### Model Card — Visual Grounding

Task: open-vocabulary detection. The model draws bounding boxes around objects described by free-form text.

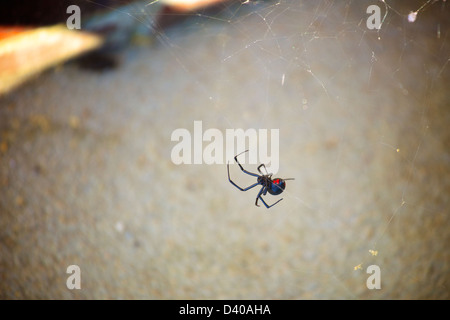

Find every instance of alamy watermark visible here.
[171,121,280,174]
[366,4,382,30]
[66,5,81,30]
[66,264,81,290]
[366,264,381,290]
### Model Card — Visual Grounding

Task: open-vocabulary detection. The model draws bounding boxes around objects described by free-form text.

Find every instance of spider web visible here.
[1,0,448,299]
[128,0,449,298]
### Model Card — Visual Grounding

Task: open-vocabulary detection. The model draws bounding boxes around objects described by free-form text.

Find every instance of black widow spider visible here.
[227,150,294,208]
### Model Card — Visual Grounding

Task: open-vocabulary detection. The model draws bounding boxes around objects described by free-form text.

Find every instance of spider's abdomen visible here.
[268,178,286,195]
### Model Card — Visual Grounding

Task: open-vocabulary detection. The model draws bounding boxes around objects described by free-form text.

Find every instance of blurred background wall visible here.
[0,0,448,299]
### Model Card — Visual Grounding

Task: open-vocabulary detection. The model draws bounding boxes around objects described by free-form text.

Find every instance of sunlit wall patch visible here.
[171,120,280,174]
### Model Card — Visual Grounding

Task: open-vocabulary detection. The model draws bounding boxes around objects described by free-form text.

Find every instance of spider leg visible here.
[254,186,266,207]
[227,162,260,191]
[257,164,271,176]
[233,150,260,178]
[259,196,284,209]
[255,186,283,208]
